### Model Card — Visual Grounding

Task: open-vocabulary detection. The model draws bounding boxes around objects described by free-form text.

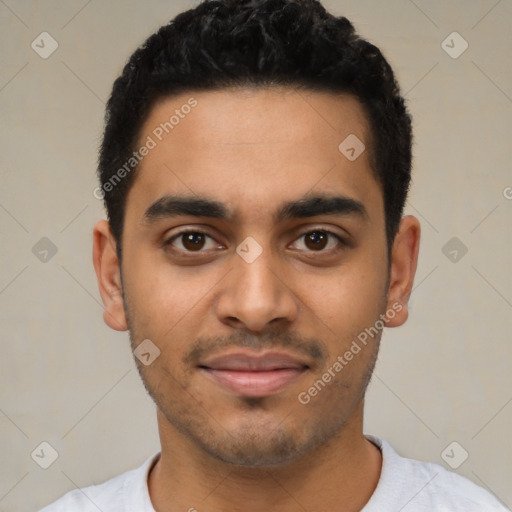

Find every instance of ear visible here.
[92,219,128,331]
[384,215,421,327]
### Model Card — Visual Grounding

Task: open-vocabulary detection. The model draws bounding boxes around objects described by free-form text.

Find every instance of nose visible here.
[214,246,299,333]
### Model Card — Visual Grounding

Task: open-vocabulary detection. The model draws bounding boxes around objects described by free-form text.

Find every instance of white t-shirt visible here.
[39,436,509,511]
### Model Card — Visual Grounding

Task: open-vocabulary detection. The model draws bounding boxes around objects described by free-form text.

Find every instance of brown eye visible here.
[182,232,206,251]
[165,231,218,252]
[290,229,345,252]
[304,231,328,251]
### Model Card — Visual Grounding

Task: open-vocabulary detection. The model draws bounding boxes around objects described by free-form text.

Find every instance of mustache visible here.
[183,329,328,368]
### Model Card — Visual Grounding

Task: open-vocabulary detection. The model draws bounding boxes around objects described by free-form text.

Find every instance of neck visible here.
[148,403,382,512]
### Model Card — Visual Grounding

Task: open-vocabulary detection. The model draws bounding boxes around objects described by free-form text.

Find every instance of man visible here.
[40,0,508,510]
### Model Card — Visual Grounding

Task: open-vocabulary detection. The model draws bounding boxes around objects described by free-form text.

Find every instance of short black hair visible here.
[98,0,413,264]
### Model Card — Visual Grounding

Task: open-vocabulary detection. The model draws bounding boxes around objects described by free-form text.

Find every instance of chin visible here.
[200,428,304,467]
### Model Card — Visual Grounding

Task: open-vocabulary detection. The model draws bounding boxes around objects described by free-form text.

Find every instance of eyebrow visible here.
[142,192,369,225]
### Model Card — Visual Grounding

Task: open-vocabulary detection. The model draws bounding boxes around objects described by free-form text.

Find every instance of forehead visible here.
[125,86,382,228]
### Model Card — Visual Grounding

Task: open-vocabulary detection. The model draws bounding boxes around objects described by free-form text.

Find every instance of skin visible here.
[93,86,420,511]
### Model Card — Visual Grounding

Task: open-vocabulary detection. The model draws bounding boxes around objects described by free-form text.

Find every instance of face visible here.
[94,86,417,467]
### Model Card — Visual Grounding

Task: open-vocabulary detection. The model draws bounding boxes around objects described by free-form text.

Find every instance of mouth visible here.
[198,351,310,397]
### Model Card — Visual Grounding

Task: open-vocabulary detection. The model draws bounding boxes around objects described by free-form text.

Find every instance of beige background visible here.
[1,1,511,511]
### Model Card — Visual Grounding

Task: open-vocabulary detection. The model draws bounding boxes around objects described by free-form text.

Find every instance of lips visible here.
[198,351,310,397]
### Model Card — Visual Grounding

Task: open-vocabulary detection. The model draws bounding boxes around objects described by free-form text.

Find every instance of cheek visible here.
[124,246,191,308]
[122,253,221,345]
[304,261,386,336]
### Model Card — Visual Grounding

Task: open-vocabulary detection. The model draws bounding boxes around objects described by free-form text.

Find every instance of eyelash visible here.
[163,229,348,254]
